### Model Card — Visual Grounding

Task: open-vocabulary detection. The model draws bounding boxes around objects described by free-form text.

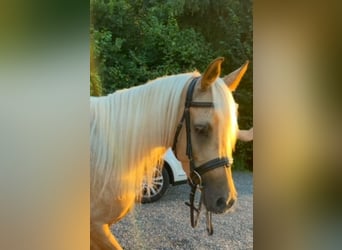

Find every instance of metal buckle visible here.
[189,170,202,188]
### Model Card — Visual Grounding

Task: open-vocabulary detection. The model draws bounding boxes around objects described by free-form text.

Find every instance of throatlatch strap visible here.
[184,185,201,228]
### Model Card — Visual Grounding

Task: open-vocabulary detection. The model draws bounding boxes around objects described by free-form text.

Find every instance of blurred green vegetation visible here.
[90,0,253,171]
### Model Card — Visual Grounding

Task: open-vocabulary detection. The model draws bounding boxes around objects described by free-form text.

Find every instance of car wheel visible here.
[141,166,170,203]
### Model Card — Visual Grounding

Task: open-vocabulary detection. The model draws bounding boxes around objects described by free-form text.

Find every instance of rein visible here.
[172,77,230,235]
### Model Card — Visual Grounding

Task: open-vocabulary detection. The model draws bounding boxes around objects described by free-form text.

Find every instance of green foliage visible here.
[91,0,214,93]
[90,0,253,170]
[90,41,103,96]
[234,140,253,171]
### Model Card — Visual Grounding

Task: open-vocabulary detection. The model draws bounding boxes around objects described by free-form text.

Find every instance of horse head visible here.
[174,58,249,215]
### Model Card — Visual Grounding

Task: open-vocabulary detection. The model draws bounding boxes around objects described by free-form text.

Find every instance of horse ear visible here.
[201,57,224,90]
[223,60,249,92]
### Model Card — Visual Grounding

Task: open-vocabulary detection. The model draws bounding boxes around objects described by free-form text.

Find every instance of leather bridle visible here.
[172,77,231,235]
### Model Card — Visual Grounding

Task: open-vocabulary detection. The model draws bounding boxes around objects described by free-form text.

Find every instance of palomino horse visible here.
[90,57,249,249]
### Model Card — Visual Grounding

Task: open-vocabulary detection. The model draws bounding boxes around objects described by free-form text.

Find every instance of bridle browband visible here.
[172,77,231,235]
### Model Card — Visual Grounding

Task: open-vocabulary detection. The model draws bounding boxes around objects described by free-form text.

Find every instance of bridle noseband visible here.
[172,77,231,235]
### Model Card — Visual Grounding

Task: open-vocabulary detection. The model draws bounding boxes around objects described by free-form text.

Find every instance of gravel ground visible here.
[112,171,253,250]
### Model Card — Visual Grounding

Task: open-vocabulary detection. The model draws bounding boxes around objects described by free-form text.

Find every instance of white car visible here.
[141,148,187,203]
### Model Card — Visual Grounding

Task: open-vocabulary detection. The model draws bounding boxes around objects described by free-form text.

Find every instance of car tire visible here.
[141,166,170,203]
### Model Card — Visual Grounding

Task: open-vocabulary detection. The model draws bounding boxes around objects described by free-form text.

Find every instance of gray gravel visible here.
[112,171,253,250]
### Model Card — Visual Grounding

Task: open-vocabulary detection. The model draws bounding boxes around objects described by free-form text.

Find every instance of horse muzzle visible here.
[203,193,236,214]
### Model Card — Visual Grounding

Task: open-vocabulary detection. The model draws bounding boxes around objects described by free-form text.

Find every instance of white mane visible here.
[90,73,198,200]
[212,79,239,160]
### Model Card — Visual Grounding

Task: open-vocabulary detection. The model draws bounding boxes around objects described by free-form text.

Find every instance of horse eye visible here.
[194,124,210,136]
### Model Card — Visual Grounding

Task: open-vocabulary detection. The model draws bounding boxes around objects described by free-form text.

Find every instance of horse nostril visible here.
[216,197,226,209]
[227,198,235,209]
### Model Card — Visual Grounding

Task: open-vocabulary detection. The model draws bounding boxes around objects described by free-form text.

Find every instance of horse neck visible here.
[90,74,195,199]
